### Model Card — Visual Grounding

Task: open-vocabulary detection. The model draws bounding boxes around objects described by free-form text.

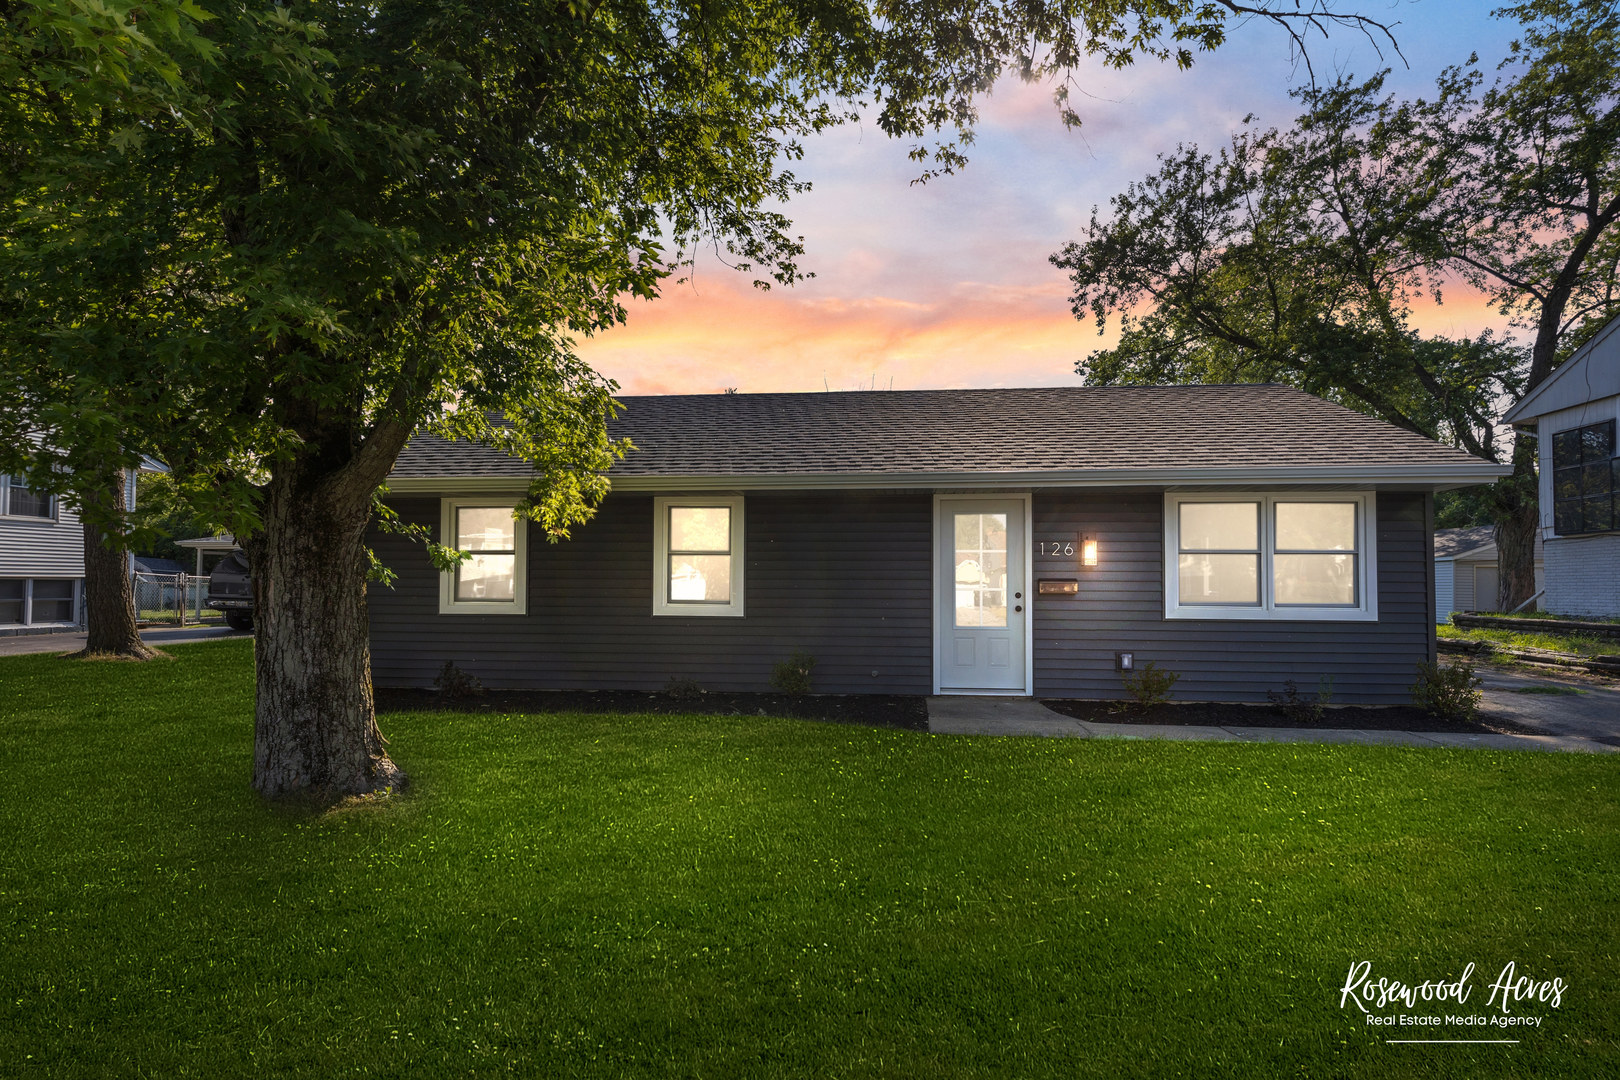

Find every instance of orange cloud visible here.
[576,274,1113,394]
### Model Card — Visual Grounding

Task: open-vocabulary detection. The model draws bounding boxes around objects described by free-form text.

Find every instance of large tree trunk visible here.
[243,471,403,800]
[78,470,156,659]
[1492,432,1541,613]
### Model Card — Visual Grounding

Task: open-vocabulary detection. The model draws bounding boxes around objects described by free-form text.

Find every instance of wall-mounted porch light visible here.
[1080,532,1099,568]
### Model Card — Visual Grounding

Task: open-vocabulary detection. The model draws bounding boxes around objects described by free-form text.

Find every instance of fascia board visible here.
[386,462,1512,493]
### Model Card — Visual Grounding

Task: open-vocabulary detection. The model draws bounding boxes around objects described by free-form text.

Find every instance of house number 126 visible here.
[1038,540,1075,557]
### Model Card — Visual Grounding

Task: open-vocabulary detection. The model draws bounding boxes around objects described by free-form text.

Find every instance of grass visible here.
[1479,610,1620,627]
[1504,685,1588,696]
[1439,622,1620,657]
[3,639,1618,1078]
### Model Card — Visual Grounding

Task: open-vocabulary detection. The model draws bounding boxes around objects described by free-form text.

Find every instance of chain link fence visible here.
[132,572,223,626]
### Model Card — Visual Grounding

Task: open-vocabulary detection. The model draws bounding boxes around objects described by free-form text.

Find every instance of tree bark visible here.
[1492,432,1541,613]
[78,470,156,659]
[242,469,404,801]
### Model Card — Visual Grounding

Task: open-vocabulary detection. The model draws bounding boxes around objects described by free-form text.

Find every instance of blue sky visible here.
[578,0,1523,395]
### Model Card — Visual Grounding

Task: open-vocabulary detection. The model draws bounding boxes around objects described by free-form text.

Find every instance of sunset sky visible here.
[577,0,1522,396]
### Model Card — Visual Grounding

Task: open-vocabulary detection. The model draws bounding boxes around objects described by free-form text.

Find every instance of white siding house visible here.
[0,474,87,633]
[1502,313,1620,618]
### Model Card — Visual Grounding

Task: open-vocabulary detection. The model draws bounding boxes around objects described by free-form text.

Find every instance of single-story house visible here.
[1433,525,1545,622]
[1502,313,1620,618]
[372,384,1508,704]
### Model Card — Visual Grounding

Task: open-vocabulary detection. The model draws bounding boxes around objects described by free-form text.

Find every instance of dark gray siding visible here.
[1030,490,1434,705]
[371,487,1435,705]
[368,492,934,693]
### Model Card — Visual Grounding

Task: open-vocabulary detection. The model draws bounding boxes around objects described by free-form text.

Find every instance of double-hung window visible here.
[1165,493,1376,621]
[439,500,527,614]
[653,495,744,616]
[1,475,55,519]
[1551,420,1617,535]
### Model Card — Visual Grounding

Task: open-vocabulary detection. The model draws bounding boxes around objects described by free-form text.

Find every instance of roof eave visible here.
[386,462,1511,493]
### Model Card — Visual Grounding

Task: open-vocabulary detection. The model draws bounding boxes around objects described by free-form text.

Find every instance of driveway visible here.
[1479,667,1620,745]
[0,625,249,657]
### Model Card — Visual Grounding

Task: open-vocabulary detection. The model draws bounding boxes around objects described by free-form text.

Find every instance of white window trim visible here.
[438,499,528,615]
[1164,491,1378,622]
[653,494,745,617]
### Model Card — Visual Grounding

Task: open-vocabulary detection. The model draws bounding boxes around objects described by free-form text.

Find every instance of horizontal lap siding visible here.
[368,492,933,693]
[1030,490,1433,705]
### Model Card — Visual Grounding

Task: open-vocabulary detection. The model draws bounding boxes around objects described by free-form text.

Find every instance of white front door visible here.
[937,497,1028,693]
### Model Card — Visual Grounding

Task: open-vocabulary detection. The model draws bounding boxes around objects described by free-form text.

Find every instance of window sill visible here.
[1165,606,1377,622]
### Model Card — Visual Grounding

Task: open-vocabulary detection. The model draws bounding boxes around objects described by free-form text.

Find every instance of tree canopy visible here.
[0,0,1396,796]
[1053,0,1620,607]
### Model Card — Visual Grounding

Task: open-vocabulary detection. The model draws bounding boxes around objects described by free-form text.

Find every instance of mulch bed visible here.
[375,687,930,732]
[1040,699,1537,736]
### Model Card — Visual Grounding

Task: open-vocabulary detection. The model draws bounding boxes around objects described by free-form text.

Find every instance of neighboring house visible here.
[1432,525,1545,623]
[1502,313,1620,618]
[371,384,1506,705]
[0,472,101,635]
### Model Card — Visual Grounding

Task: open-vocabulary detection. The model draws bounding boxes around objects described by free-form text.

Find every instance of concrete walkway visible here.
[926,693,1617,754]
[0,625,248,656]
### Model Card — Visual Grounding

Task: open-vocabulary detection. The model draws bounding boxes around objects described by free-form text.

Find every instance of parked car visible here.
[206,550,254,631]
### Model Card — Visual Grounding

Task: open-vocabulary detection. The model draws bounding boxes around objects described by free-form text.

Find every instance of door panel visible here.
[939,499,1027,691]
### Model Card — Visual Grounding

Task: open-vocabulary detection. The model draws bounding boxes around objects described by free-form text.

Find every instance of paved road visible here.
[0,625,249,656]
[1478,668,1620,744]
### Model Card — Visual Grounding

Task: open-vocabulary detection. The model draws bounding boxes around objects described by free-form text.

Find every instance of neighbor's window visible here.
[1551,419,1617,536]
[1166,493,1375,621]
[438,500,527,614]
[0,580,24,624]
[653,495,744,616]
[1,475,55,519]
[29,579,75,623]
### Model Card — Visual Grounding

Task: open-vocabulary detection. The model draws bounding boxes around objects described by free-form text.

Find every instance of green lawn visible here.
[1439,622,1620,657]
[3,639,1617,1078]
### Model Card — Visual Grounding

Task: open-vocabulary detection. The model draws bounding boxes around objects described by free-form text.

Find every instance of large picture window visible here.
[1165,493,1376,621]
[438,500,528,614]
[653,495,744,616]
[1551,419,1617,536]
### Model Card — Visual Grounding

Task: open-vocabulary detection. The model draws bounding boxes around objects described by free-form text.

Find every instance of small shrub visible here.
[1114,661,1180,715]
[434,660,484,701]
[663,675,705,701]
[1411,659,1483,721]
[770,651,817,695]
[1267,677,1334,725]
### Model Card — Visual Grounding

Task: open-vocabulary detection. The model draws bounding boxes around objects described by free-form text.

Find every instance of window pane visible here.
[1582,495,1614,533]
[953,514,979,550]
[1275,554,1357,605]
[980,590,1008,627]
[456,554,515,601]
[1554,467,1582,502]
[1553,430,1582,469]
[670,506,730,552]
[1275,502,1356,551]
[7,482,52,518]
[1581,421,1614,462]
[982,513,1007,551]
[1180,503,1258,550]
[1178,553,1259,604]
[669,554,731,602]
[1582,461,1611,497]
[456,507,515,552]
[1554,499,1583,536]
[30,579,75,622]
[0,579,22,624]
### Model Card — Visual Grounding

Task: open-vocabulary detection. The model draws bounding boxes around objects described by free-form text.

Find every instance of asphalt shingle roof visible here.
[390,384,1496,480]
[1433,525,1497,559]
